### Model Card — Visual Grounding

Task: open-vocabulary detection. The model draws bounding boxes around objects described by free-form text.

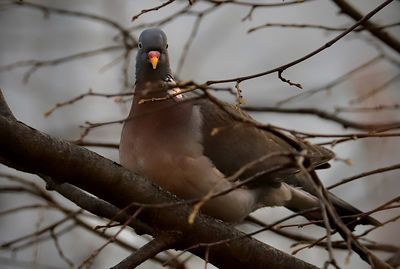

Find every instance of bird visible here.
[119,28,379,228]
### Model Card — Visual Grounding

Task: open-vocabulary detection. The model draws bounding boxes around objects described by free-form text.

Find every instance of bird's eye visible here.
[166,44,168,49]
[138,42,142,49]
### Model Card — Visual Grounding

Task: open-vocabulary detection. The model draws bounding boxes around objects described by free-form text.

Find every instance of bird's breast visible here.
[119,100,259,222]
[120,102,206,193]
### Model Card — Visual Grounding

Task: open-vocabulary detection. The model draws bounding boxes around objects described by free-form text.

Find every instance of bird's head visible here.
[135,28,171,83]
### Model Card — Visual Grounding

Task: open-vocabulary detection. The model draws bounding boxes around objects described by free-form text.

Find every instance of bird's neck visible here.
[134,80,169,100]
[135,58,171,84]
[135,70,168,83]
[131,81,185,117]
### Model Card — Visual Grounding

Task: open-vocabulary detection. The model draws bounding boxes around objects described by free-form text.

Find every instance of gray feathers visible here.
[120,28,379,227]
[135,28,171,84]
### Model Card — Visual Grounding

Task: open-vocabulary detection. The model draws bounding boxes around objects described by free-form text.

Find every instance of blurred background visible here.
[0,0,399,268]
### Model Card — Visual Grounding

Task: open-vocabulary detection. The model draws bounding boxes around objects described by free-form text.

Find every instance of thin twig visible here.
[317,133,400,146]
[248,22,400,33]
[77,208,143,269]
[49,229,75,268]
[328,163,400,190]
[0,211,81,249]
[205,0,314,8]
[0,45,124,83]
[132,0,176,21]
[176,12,203,75]
[243,105,400,131]
[204,0,394,87]
[110,233,179,269]
[44,89,133,117]
[277,54,383,106]
[335,104,400,113]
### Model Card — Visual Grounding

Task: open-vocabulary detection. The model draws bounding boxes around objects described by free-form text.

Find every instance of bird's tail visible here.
[285,180,381,230]
[283,184,384,265]
[283,172,382,265]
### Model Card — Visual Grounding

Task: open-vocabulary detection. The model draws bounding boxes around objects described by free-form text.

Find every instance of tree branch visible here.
[248,22,400,34]
[0,45,124,83]
[204,0,394,87]
[327,163,400,190]
[243,105,400,131]
[0,89,319,269]
[110,233,178,269]
[332,0,400,54]
[132,0,176,22]
[43,176,153,235]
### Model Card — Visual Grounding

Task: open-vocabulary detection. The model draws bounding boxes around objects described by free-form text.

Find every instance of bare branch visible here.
[0,204,51,217]
[0,90,319,269]
[277,55,383,106]
[332,0,400,54]
[1,0,398,267]
[44,89,133,117]
[77,208,143,269]
[0,211,80,249]
[204,0,394,87]
[317,133,400,147]
[72,140,119,149]
[0,45,124,83]
[176,10,207,75]
[248,22,400,33]
[10,0,130,34]
[243,105,400,131]
[49,229,75,268]
[127,4,192,31]
[111,233,178,269]
[0,256,64,269]
[132,0,176,22]
[78,118,125,141]
[335,104,400,113]
[306,171,391,268]
[43,176,153,235]
[327,163,400,190]
[205,0,315,8]
[3,0,137,88]
[247,216,399,254]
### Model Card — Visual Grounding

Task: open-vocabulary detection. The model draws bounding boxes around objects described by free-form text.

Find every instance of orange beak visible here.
[148,51,160,70]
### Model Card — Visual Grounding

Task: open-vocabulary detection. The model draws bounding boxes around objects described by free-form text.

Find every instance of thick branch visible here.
[0,91,318,269]
[332,0,400,54]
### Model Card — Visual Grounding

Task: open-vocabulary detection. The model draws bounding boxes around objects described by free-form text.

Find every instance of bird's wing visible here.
[196,98,382,227]
[196,98,334,187]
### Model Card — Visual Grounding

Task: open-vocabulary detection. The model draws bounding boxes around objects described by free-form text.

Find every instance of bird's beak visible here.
[148,51,160,70]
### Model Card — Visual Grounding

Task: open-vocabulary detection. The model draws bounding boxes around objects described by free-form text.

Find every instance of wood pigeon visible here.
[120,28,379,227]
